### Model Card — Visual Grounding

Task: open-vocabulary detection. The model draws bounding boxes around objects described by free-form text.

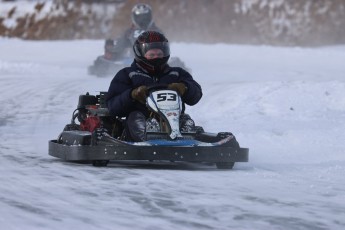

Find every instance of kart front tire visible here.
[216,162,235,169]
[92,160,109,167]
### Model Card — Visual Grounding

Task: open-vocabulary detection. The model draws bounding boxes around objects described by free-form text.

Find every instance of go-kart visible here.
[48,86,249,169]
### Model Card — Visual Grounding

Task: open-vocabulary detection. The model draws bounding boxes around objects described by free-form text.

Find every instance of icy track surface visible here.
[0,39,345,230]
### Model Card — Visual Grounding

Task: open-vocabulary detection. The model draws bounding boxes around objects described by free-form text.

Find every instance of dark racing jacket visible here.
[106,61,203,118]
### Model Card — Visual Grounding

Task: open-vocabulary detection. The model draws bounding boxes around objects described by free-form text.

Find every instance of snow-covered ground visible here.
[0,38,345,230]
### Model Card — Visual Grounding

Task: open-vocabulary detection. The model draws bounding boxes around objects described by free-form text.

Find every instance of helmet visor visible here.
[136,42,170,58]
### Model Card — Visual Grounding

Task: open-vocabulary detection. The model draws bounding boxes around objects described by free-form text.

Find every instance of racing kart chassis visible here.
[49,89,249,169]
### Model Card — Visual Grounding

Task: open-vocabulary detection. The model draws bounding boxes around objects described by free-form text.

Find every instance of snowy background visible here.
[1,0,345,45]
[1,39,345,229]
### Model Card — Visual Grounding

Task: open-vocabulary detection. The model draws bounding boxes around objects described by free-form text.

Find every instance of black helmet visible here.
[104,39,121,60]
[104,39,115,52]
[131,3,153,29]
[133,31,170,73]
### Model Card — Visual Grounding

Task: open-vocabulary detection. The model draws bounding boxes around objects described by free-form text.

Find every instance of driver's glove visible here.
[168,83,187,96]
[131,85,148,104]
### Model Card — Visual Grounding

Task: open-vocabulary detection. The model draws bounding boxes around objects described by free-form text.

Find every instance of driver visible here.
[104,3,162,61]
[106,31,202,141]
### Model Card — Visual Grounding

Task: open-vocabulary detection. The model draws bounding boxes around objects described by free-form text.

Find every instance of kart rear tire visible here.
[216,162,235,169]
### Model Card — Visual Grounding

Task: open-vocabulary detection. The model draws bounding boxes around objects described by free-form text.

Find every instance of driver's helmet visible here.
[133,31,170,73]
[103,39,116,60]
[131,3,153,29]
[104,39,114,51]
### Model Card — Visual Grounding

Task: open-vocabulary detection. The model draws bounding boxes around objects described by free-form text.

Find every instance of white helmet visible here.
[131,3,153,29]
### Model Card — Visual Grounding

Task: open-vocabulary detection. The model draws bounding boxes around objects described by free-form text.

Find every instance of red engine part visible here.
[80,116,101,132]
